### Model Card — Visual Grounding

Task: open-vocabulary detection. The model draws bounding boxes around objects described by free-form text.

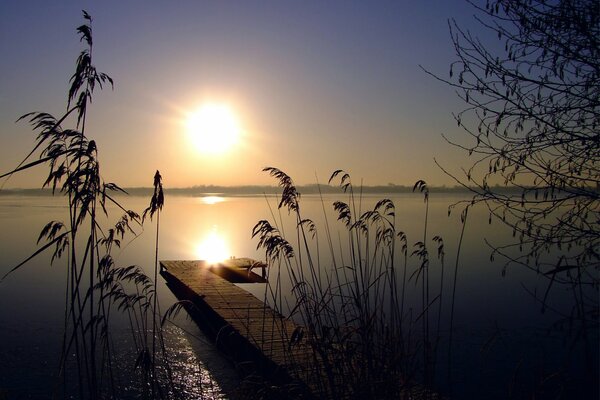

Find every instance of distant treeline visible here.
[0,184,530,197]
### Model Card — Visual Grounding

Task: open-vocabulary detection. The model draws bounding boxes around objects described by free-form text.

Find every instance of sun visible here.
[186,104,240,154]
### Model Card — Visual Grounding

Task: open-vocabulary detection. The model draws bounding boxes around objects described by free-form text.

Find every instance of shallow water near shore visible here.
[0,192,596,399]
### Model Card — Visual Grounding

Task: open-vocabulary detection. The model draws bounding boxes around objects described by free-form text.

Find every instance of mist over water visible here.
[0,193,596,399]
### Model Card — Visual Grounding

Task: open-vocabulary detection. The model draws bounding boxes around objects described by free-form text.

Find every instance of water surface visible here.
[0,192,596,399]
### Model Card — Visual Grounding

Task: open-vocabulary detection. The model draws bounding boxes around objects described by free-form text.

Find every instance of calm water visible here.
[0,192,596,399]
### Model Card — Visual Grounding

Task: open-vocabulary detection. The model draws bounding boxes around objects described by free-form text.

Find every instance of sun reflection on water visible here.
[195,228,230,264]
[200,196,225,205]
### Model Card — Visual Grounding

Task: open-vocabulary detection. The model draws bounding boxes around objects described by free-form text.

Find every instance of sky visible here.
[0,0,481,188]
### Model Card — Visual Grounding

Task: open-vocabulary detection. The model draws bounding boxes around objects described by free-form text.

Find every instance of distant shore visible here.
[0,184,527,197]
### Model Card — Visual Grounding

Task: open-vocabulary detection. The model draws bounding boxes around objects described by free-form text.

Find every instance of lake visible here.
[0,191,596,399]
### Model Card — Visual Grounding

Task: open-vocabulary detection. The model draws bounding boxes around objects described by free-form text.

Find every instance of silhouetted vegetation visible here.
[0,12,178,399]
[252,167,463,399]
[423,1,598,396]
[425,0,598,341]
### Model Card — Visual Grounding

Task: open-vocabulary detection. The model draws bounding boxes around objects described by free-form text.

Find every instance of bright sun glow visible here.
[186,104,240,154]
[201,195,225,205]
[195,230,230,264]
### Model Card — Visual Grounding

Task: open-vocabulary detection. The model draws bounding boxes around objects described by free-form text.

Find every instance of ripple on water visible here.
[101,323,236,399]
[165,329,228,399]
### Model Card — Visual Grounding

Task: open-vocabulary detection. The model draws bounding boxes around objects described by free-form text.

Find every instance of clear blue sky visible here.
[0,0,479,188]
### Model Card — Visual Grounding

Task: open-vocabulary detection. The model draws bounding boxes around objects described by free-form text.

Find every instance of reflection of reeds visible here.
[253,167,453,398]
[447,205,468,394]
[0,12,176,399]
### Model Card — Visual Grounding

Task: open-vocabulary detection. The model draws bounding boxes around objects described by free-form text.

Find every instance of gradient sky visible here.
[0,0,480,188]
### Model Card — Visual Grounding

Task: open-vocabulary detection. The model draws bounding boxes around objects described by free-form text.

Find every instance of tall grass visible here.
[252,167,465,399]
[0,12,176,399]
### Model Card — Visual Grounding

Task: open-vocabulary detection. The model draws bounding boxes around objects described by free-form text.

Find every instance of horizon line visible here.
[0,183,519,196]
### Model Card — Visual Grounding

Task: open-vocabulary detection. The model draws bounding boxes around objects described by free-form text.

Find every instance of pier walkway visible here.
[160,259,322,397]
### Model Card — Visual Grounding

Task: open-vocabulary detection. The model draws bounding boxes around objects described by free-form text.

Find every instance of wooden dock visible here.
[160,259,323,397]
